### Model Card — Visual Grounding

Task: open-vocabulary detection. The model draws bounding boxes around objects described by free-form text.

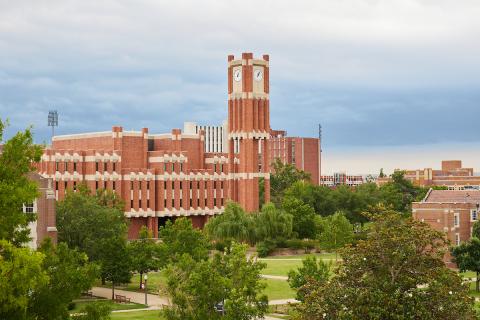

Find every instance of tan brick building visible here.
[320,172,364,187]
[377,160,480,190]
[37,53,272,239]
[269,130,321,185]
[412,189,480,266]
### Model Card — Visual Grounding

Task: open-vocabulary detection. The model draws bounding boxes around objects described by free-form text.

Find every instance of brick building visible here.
[37,53,271,239]
[320,172,364,187]
[377,160,480,190]
[0,145,56,248]
[412,189,480,266]
[269,130,321,185]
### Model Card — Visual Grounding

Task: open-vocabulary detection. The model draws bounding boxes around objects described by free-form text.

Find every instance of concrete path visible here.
[261,274,288,280]
[91,287,169,307]
[269,298,299,305]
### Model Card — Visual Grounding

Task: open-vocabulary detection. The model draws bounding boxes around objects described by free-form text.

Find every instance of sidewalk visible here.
[91,287,169,307]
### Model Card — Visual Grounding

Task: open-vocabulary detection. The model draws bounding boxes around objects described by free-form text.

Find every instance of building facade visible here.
[183,121,228,153]
[269,130,321,185]
[37,53,271,239]
[320,172,365,187]
[377,160,480,190]
[412,189,480,266]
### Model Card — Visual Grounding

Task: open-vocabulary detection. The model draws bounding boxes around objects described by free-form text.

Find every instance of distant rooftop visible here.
[423,190,480,203]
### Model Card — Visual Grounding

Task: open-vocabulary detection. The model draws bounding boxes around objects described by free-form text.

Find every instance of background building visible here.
[269,129,321,185]
[183,121,228,153]
[377,160,480,190]
[412,189,480,266]
[320,172,365,187]
[38,53,271,238]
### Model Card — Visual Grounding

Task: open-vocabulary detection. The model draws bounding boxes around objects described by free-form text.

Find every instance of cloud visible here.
[0,0,479,165]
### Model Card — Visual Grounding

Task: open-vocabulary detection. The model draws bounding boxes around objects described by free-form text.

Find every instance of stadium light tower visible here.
[48,110,58,141]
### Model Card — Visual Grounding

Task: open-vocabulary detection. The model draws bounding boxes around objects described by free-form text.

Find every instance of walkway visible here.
[91,287,169,307]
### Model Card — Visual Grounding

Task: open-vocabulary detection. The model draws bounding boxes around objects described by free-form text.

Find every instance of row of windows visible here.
[55,181,117,192]
[130,180,225,191]
[55,161,117,172]
[130,197,225,210]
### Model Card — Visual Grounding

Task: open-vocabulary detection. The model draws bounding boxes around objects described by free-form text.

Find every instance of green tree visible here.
[294,212,475,320]
[28,239,98,320]
[282,197,317,239]
[452,237,480,292]
[159,217,209,263]
[287,255,330,301]
[255,202,293,242]
[129,226,163,289]
[77,301,112,320]
[100,236,132,300]
[0,240,48,319]
[379,168,385,178]
[0,119,43,245]
[316,211,354,260]
[472,220,480,238]
[379,170,425,213]
[205,202,255,244]
[270,159,311,206]
[163,243,268,320]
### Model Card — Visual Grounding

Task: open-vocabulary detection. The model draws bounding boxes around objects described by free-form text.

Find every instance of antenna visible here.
[318,123,322,140]
[48,110,58,142]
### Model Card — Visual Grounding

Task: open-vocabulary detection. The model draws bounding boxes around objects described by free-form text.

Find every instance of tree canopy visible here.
[452,236,480,292]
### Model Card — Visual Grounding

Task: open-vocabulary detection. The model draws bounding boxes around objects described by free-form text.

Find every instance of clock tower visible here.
[227,52,271,212]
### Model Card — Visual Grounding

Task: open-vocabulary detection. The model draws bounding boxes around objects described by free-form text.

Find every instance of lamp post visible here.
[144,274,148,306]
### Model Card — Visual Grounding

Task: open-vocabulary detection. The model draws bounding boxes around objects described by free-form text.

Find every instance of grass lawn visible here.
[71,299,146,313]
[99,271,168,295]
[259,253,338,277]
[262,279,296,300]
[261,252,338,260]
[111,310,164,320]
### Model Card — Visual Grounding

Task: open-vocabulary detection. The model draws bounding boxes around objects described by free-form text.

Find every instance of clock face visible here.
[254,68,263,81]
[233,69,242,82]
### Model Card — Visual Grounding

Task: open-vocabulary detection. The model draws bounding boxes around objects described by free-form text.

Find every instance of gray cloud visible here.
[0,0,479,157]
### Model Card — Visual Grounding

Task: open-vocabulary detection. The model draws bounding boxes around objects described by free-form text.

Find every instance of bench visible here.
[115,294,131,303]
[81,291,93,297]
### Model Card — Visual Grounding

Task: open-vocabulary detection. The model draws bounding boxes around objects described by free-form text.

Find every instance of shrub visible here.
[257,240,277,257]
[285,239,304,250]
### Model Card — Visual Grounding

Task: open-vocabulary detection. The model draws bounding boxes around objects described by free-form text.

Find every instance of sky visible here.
[1,0,479,174]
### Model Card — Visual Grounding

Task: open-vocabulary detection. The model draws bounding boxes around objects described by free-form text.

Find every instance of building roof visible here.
[423,190,480,203]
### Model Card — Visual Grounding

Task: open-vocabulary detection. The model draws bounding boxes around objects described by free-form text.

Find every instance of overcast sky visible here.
[1,0,479,174]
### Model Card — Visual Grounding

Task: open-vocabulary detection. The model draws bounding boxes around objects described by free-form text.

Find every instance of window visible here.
[112,181,115,190]
[64,181,68,190]
[455,233,460,246]
[55,181,59,190]
[164,181,167,189]
[73,162,77,172]
[147,181,150,190]
[214,198,217,206]
[104,162,107,171]
[139,199,142,208]
[164,199,167,208]
[213,164,216,172]
[190,181,193,189]
[220,164,223,172]
[190,198,193,207]
[65,161,68,171]
[180,163,183,172]
[131,181,134,190]
[55,161,59,171]
[172,199,175,207]
[95,161,99,171]
[180,199,183,207]
[471,209,478,222]
[147,199,150,208]
[131,199,134,209]
[73,181,77,191]
[95,181,99,190]
[180,181,183,189]
[214,181,217,189]
[24,203,34,213]
[164,163,167,171]
[197,198,200,206]
[454,213,460,227]
[113,162,116,171]
[172,181,175,190]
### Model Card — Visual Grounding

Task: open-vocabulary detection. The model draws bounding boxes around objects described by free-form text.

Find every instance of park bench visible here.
[115,294,131,303]
[81,291,93,297]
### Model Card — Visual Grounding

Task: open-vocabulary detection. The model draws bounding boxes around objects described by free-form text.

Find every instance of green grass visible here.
[71,299,146,312]
[262,279,296,300]
[259,253,338,276]
[98,271,168,294]
[110,310,164,320]
[260,252,338,260]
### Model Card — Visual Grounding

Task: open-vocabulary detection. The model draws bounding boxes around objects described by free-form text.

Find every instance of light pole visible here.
[144,274,148,306]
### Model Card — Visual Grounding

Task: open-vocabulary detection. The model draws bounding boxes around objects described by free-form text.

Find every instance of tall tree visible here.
[160,217,210,263]
[0,119,43,245]
[0,240,48,319]
[100,236,132,300]
[452,237,480,292]
[316,211,354,260]
[28,239,98,320]
[294,212,475,320]
[379,170,426,213]
[282,197,317,239]
[270,159,311,206]
[163,243,268,320]
[129,226,163,289]
[255,202,293,242]
[205,202,256,244]
[288,255,330,301]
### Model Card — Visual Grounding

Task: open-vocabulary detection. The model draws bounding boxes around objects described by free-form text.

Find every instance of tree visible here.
[0,119,43,245]
[379,168,385,178]
[379,170,426,213]
[205,202,255,244]
[270,159,311,206]
[282,197,317,239]
[160,217,209,263]
[472,220,480,238]
[287,255,330,301]
[294,212,475,320]
[163,243,268,320]
[0,240,48,319]
[452,237,480,292]
[316,211,354,260]
[28,239,98,320]
[77,301,112,320]
[129,226,163,289]
[255,202,293,242]
[100,236,132,300]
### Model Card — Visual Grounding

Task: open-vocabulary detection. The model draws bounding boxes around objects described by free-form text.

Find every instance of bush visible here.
[214,239,233,252]
[67,302,76,311]
[257,240,277,257]
[285,239,317,252]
